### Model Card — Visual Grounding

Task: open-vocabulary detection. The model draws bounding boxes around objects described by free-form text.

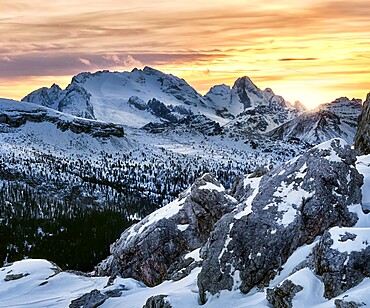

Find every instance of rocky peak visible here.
[355,92,370,155]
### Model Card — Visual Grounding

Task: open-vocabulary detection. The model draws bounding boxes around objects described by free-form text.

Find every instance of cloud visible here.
[78,58,92,66]
[279,58,318,61]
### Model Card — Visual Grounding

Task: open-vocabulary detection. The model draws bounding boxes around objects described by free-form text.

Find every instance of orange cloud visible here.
[0,0,369,108]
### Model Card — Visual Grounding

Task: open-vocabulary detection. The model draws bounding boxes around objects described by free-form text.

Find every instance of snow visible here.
[234,177,261,219]
[184,248,202,262]
[290,268,325,306]
[264,180,312,227]
[329,227,370,253]
[313,138,347,162]
[198,182,224,192]
[126,197,187,242]
[177,224,189,232]
[0,259,109,308]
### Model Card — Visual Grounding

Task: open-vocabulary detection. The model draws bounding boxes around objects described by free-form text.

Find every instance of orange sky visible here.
[1,0,370,108]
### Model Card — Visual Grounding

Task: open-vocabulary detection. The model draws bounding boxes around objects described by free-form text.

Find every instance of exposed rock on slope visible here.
[96,174,237,286]
[0,99,124,138]
[197,139,363,302]
[355,93,370,155]
[312,227,370,298]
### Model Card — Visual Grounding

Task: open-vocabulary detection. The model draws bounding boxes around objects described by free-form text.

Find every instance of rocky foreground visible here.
[2,138,370,307]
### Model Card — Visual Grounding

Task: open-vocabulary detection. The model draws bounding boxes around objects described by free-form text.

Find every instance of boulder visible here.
[197,139,363,302]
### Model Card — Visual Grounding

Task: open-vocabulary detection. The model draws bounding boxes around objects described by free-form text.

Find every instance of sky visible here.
[1,0,370,108]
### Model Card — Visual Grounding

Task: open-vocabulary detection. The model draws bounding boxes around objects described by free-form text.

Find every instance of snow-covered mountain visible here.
[23,67,304,130]
[269,97,362,144]
[22,67,364,145]
[22,67,221,127]
[205,77,301,135]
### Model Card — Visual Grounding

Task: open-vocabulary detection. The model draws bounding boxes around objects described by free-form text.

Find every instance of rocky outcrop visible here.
[143,295,172,308]
[96,174,237,286]
[266,280,303,308]
[22,82,96,120]
[143,115,221,136]
[69,289,108,308]
[355,93,370,155]
[312,228,370,298]
[0,104,124,138]
[197,139,363,302]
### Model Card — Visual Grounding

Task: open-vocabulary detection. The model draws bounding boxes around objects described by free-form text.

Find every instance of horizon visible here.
[1,0,370,108]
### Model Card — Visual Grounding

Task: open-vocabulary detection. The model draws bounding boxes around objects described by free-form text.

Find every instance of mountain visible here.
[22,67,304,131]
[355,92,370,155]
[23,67,365,146]
[22,67,219,127]
[269,97,362,144]
[1,138,370,307]
[204,77,302,136]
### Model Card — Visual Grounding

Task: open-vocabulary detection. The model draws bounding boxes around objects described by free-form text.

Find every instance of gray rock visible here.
[4,273,29,281]
[355,92,370,155]
[69,289,108,308]
[198,139,363,302]
[266,280,303,308]
[312,230,370,298]
[96,174,237,286]
[335,298,365,308]
[0,106,124,139]
[143,295,172,308]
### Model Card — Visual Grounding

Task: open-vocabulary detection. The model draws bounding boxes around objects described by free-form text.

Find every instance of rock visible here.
[4,273,29,281]
[96,174,237,286]
[355,93,370,155]
[266,279,303,308]
[142,115,222,136]
[0,105,124,139]
[143,295,172,308]
[312,228,370,298]
[69,289,108,308]
[197,139,363,303]
[334,299,365,308]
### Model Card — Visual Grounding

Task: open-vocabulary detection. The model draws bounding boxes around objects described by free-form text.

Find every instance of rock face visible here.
[312,228,370,298]
[96,174,237,286]
[355,93,370,155]
[22,83,95,120]
[142,114,222,135]
[270,97,362,145]
[0,102,124,139]
[143,295,172,308]
[197,139,363,302]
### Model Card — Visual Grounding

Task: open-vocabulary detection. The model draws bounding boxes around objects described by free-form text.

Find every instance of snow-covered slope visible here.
[269,97,362,144]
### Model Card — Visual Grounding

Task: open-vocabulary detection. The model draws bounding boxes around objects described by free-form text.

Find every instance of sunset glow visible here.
[1,0,370,108]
